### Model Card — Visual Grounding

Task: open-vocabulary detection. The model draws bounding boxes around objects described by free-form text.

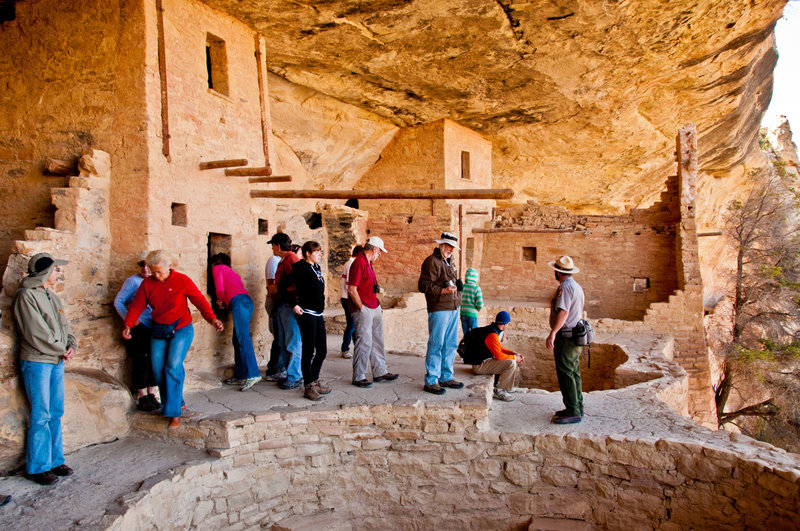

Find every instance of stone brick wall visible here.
[0,0,150,274]
[111,400,800,529]
[365,214,450,296]
[479,198,679,320]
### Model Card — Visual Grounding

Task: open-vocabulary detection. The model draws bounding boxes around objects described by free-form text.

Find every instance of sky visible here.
[763,0,800,131]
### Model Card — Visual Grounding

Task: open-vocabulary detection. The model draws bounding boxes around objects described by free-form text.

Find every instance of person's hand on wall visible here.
[211,319,224,332]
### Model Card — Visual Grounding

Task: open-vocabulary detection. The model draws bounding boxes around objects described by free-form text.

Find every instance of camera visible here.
[373,284,381,294]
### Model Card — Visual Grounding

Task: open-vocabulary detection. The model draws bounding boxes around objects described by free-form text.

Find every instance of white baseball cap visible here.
[367,236,388,253]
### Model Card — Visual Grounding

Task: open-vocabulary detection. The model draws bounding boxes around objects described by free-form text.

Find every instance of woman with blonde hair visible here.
[122,250,223,428]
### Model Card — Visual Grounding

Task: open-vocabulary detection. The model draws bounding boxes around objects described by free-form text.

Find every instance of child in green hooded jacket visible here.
[460,268,483,334]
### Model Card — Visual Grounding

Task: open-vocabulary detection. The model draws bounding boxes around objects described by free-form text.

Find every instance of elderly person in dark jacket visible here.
[13,252,77,485]
[418,232,464,395]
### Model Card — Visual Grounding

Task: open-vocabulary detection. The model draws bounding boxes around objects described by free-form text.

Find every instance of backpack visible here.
[571,319,594,346]
[457,326,495,365]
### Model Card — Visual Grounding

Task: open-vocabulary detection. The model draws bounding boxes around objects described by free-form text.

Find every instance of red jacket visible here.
[124,270,216,330]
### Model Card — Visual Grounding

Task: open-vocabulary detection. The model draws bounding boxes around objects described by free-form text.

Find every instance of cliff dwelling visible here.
[1,0,799,529]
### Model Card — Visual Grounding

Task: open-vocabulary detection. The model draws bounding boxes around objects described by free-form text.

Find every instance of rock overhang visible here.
[198,0,786,213]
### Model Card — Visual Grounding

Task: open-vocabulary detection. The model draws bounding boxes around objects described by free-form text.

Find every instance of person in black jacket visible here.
[284,241,331,401]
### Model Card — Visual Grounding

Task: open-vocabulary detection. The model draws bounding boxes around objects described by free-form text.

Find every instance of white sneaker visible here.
[493,388,515,402]
[341,351,353,359]
[239,376,262,392]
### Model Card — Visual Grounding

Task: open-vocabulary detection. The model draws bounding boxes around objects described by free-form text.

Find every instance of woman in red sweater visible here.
[122,250,223,428]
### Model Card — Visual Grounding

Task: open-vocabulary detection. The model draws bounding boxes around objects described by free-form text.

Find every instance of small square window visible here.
[258,218,269,235]
[461,151,471,180]
[171,203,187,227]
[206,33,229,96]
[633,277,650,292]
[522,247,537,262]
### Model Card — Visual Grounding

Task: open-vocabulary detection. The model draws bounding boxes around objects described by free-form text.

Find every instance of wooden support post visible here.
[248,176,292,183]
[250,189,514,200]
[199,159,248,170]
[254,34,272,175]
[156,0,170,159]
[225,167,277,177]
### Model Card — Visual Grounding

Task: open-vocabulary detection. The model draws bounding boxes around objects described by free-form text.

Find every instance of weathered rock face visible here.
[200,0,785,212]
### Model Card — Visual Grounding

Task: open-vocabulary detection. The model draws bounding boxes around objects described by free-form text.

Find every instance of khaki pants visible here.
[472,358,517,391]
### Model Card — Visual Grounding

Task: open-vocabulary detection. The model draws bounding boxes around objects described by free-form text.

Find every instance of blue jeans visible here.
[425,309,459,386]
[230,294,259,379]
[340,298,355,352]
[460,315,478,335]
[21,360,65,474]
[151,323,193,418]
[276,304,303,385]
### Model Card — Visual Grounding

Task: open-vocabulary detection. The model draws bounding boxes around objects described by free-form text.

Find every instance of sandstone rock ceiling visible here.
[202,0,786,213]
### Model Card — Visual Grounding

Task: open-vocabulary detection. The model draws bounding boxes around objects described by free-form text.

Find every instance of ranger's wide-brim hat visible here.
[548,255,579,274]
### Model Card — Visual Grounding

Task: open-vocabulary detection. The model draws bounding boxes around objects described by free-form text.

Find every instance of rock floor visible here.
[0,334,793,529]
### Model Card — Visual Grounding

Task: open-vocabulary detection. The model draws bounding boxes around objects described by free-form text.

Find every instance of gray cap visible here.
[28,252,68,275]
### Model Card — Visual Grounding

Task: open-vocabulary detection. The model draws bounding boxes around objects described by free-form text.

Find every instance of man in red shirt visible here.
[347,236,398,388]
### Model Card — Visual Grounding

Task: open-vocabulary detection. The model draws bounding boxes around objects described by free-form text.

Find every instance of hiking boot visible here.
[554,409,582,418]
[312,381,332,395]
[304,384,324,402]
[341,350,352,359]
[26,471,58,485]
[373,372,398,382]
[552,415,582,425]
[168,417,181,429]
[279,379,302,390]
[224,377,243,386]
[492,388,515,402]
[264,372,287,383]
[439,379,464,389]
[239,376,262,392]
[51,464,73,477]
[423,383,446,395]
[352,379,373,388]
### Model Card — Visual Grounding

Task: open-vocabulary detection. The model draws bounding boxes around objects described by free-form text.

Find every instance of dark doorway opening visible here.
[208,232,232,319]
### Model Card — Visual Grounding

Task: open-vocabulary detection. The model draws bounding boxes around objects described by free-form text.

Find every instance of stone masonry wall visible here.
[365,214,450,296]
[0,0,149,275]
[479,197,678,320]
[110,403,800,530]
[138,0,279,373]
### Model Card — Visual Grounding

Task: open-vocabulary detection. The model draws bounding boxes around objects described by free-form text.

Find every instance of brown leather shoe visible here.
[313,381,332,395]
[304,384,324,401]
[168,417,181,429]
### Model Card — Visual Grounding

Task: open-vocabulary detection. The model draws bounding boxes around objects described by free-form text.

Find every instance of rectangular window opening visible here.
[633,277,650,292]
[461,151,471,180]
[522,246,537,262]
[206,33,229,96]
[171,203,187,227]
[258,218,269,235]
